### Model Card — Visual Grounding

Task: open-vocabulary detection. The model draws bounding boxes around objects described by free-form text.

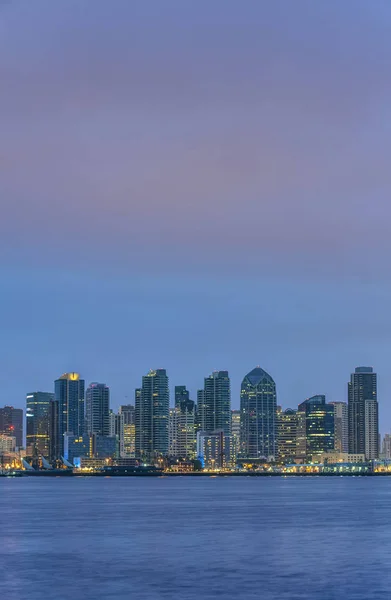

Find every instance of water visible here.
[1,477,391,599]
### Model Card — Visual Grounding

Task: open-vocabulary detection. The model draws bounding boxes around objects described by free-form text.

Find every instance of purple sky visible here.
[1,1,391,428]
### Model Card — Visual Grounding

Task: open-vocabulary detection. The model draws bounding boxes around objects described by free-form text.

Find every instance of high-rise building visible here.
[119,405,135,457]
[169,392,196,459]
[197,430,233,470]
[276,408,298,463]
[26,392,54,457]
[231,410,241,463]
[298,395,334,459]
[86,383,110,437]
[175,385,190,408]
[348,367,378,459]
[109,409,123,455]
[0,406,23,448]
[240,367,277,460]
[48,399,59,462]
[54,372,85,457]
[382,434,391,459]
[135,369,169,463]
[176,400,196,459]
[168,408,178,456]
[196,371,231,435]
[295,407,307,462]
[330,402,348,453]
[365,399,379,460]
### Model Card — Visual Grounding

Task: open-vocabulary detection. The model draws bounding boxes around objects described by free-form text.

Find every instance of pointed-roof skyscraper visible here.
[240,366,277,460]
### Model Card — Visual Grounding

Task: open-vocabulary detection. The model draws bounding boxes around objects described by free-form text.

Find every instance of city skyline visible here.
[0,363,385,467]
[4,362,389,432]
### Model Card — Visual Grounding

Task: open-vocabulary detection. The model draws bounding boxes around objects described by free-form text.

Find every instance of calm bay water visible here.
[1,476,391,599]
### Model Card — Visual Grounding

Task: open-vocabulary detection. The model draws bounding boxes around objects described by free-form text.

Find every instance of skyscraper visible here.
[168,408,178,457]
[231,409,241,463]
[169,391,196,459]
[86,383,110,437]
[109,409,123,455]
[26,392,54,457]
[135,369,169,463]
[196,371,231,435]
[295,407,307,462]
[175,385,190,408]
[48,399,59,462]
[176,399,196,459]
[240,367,277,460]
[54,372,85,457]
[382,434,391,459]
[365,399,379,460]
[298,395,334,459]
[330,402,348,453]
[276,408,298,463]
[348,367,378,458]
[119,405,135,457]
[0,406,23,448]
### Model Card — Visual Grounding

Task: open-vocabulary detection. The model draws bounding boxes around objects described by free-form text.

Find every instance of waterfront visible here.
[1,478,391,599]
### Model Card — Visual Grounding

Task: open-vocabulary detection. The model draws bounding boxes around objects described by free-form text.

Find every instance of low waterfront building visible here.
[316,452,365,464]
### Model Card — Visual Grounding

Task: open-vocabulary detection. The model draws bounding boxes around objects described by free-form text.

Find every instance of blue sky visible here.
[1,1,391,428]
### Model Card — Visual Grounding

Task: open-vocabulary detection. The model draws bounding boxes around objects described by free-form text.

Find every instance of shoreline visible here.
[1,471,388,478]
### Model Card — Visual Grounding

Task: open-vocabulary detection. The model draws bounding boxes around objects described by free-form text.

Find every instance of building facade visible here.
[318,452,365,464]
[119,405,136,457]
[26,392,54,457]
[382,434,391,459]
[240,367,277,460]
[348,367,378,459]
[135,369,169,463]
[364,399,379,460]
[175,385,190,408]
[54,373,85,457]
[0,406,23,448]
[276,408,298,463]
[231,410,241,464]
[298,395,334,460]
[86,383,110,437]
[330,402,348,453]
[295,408,307,462]
[169,395,196,459]
[168,408,178,456]
[196,371,231,436]
[197,430,233,470]
[0,434,16,454]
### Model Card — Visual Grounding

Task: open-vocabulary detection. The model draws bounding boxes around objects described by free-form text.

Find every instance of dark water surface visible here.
[1,477,391,599]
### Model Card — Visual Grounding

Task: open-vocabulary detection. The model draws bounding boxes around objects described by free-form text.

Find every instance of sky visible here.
[1,1,391,428]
